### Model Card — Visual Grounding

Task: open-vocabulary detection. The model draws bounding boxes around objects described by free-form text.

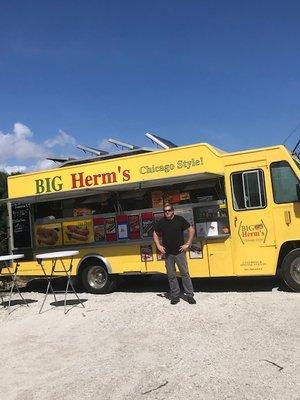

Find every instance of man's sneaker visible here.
[170,298,180,305]
[186,296,196,305]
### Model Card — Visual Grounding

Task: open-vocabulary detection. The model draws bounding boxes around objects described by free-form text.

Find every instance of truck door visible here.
[206,238,233,277]
[225,164,277,276]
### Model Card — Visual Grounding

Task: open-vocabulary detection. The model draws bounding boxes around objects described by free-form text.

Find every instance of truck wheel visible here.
[281,249,300,292]
[81,263,118,294]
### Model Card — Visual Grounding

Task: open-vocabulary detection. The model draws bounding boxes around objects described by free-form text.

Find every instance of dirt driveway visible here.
[0,276,298,400]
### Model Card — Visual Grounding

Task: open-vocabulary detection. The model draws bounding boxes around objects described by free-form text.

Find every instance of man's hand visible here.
[179,244,190,252]
[157,244,166,254]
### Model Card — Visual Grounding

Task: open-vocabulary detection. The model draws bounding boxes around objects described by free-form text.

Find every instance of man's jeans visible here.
[165,252,194,298]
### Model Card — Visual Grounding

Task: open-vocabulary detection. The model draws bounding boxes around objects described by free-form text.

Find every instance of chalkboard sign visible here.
[12,203,32,248]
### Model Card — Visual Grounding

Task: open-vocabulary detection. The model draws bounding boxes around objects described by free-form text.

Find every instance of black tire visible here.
[281,249,300,292]
[81,263,119,294]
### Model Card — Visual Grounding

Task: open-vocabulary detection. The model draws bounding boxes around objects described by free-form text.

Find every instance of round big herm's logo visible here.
[238,220,268,244]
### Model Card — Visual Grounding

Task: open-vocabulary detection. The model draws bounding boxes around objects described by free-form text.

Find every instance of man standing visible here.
[153,204,196,305]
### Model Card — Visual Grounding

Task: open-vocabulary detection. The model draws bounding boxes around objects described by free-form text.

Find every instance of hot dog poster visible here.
[141,212,154,238]
[63,219,94,245]
[104,217,117,241]
[35,223,63,248]
[93,217,105,242]
[128,215,140,239]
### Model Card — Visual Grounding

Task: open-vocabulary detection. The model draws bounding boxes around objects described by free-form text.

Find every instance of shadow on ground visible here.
[49,299,88,307]
[0,299,37,307]
[119,275,287,293]
[11,274,293,295]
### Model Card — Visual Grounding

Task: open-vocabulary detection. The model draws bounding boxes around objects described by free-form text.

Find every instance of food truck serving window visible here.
[271,161,300,203]
[231,169,266,210]
[31,176,229,249]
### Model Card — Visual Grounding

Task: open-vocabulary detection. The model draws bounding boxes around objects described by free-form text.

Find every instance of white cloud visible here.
[15,139,48,161]
[0,123,78,173]
[27,159,57,172]
[0,164,27,174]
[0,123,47,162]
[13,122,33,139]
[45,130,76,148]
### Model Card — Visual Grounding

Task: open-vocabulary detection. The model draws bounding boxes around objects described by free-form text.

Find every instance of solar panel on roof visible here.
[46,156,77,163]
[145,132,177,149]
[59,147,156,167]
[76,144,109,156]
[108,138,140,150]
[48,133,177,168]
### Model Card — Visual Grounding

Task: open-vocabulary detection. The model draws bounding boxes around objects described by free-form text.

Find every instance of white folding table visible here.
[0,254,29,313]
[36,250,85,314]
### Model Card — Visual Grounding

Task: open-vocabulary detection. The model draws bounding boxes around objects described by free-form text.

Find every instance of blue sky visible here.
[0,0,299,172]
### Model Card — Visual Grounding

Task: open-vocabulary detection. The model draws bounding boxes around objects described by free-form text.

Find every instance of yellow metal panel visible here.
[206,239,233,277]
[7,144,223,199]
[101,244,146,272]
[187,255,210,278]
[225,164,277,276]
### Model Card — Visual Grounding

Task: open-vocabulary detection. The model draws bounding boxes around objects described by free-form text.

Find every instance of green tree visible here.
[0,171,8,254]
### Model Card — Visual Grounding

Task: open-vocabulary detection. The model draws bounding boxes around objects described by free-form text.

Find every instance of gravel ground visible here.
[0,276,299,400]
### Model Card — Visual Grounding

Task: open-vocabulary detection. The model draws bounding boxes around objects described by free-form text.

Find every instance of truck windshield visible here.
[292,156,300,171]
[271,161,299,203]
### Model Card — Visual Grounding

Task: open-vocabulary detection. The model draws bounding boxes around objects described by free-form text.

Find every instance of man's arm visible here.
[179,225,195,252]
[153,230,166,254]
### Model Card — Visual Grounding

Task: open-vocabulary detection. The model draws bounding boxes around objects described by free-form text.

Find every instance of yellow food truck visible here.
[2,135,300,292]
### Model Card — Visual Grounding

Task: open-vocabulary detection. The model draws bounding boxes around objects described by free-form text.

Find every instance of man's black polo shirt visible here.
[155,215,190,255]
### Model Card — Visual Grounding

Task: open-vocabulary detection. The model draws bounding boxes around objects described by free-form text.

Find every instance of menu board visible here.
[12,203,32,248]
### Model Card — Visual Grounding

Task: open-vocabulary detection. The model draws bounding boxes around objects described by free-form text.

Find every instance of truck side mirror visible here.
[296,184,300,201]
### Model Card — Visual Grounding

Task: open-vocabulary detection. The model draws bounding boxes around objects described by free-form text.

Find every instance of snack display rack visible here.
[33,199,230,250]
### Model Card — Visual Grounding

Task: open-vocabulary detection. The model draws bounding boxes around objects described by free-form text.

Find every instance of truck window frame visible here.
[230,168,267,211]
[270,160,300,204]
